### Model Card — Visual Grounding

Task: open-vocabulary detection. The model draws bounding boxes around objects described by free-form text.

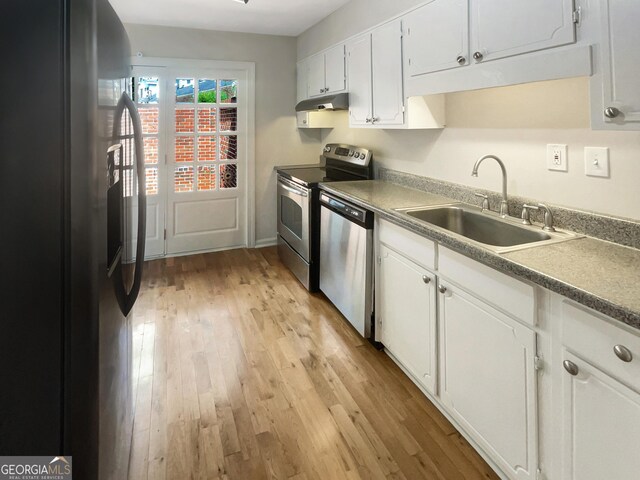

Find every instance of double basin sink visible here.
[395,203,580,254]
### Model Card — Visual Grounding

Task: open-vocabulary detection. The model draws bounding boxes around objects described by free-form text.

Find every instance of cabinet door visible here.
[378,245,437,394]
[308,52,326,97]
[346,35,373,126]
[559,351,640,480]
[324,44,346,94]
[470,0,575,63]
[599,0,640,127]
[371,19,404,126]
[404,0,469,76]
[439,282,538,480]
[296,60,308,103]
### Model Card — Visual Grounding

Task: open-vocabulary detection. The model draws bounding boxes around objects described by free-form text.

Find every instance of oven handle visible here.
[278,177,308,197]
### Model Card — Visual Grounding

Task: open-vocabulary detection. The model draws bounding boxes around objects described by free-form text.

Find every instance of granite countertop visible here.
[320,180,640,331]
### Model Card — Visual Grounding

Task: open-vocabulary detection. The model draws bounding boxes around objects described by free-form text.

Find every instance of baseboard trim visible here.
[255,237,278,248]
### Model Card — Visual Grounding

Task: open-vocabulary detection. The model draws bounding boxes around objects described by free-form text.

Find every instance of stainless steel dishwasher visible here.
[319,192,374,338]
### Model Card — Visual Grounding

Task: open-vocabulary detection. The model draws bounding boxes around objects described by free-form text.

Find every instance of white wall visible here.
[298,2,640,221]
[125,23,322,245]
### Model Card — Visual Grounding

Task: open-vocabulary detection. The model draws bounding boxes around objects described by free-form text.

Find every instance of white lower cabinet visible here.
[559,350,640,480]
[377,244,437,394]
[438,280,538,480]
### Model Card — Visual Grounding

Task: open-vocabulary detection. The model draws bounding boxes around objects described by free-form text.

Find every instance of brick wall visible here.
[174,166,194,192]
[198,136,216,162]
[197,108,216,132]
[144,137,158,164]
[197,166,215,191]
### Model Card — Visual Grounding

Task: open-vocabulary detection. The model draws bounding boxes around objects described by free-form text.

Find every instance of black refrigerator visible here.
[0,1,146,478]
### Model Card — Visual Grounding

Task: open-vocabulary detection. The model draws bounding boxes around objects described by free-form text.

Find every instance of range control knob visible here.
[324,146,331,152]
[348,151,354,157]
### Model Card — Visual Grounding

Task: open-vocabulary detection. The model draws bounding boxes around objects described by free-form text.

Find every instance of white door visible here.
[438,281,538,480]
[469,0,575,63]
[371,19,404,126]
[599,0,640,127]
[324,44,346,95]
[166,69,248,255]
[347,34,372,126]
[378,244,437,394]
[131,67,166,258]
[404,0,469,76]
[308,52,326,97]
[560,350,640,480]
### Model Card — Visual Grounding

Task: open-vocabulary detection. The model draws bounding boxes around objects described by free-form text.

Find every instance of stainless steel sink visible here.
[395,204,580,253]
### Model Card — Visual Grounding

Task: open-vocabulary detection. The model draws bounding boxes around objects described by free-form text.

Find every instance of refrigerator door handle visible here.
[113,92,147,315]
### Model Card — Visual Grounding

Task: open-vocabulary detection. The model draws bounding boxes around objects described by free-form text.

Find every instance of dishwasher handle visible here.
[320,192,373,228]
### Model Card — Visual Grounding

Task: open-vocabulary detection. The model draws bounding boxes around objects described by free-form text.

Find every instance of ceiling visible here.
[109,0,351,36]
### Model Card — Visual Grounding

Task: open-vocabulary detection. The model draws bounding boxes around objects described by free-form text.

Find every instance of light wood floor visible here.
[128,247,499,480]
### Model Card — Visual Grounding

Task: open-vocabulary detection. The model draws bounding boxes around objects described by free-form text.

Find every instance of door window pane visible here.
[197,136,216,162]
[137,77,159,104]
[174,166,194,192]
[175,108,195,133]
[198,79,217,103]
[220,108,237,132]
[175,137,194,162]
[220,164,237,189]
[197,107,217,133]
[197,166,216,191]
[146,167,158,195]
[175,78,195,103]
[220,80,237,103]
[143,137,158,164]
[219,135,237,160]
[139,107,159,134]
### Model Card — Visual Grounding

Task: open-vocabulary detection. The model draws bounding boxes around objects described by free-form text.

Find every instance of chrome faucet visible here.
[537,203,556,232]
[471,155,509,217]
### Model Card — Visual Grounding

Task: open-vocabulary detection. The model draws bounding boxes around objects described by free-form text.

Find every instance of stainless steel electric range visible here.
[276,143,373,291]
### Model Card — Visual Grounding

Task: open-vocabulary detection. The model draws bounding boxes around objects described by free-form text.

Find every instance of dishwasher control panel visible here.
[320,193,372,225]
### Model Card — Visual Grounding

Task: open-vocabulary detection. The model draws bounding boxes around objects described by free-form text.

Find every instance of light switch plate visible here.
[547,144,568,171]
[584,147,610,177]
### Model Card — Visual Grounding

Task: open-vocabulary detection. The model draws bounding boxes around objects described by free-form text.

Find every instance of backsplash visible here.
[378,167,640,250]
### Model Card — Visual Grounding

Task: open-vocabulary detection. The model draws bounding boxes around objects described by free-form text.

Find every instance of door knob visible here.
[422,275,431,284]
[456,55,466,65]
[614,345,633,362]
[472,51,484,61]
[563,360,579,376]
[604,107,620,118]
[438,285,447,294]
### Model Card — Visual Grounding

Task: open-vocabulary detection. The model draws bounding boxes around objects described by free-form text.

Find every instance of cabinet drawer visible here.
[561,300,640,392]
[377,218,436,270]
[439,247,536,326]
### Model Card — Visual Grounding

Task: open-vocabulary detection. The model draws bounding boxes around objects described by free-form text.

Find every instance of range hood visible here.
[295,93,349,112]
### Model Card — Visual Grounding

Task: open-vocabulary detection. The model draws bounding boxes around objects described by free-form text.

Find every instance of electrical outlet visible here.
[585,147,610,177]
[547,144,568,171]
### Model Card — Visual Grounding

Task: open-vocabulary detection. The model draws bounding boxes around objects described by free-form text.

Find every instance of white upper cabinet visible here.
[346,34,373,126]
[371,19,405,126]
[404,0,469,76]
[469,0,575,63]
[307,44,346,98]
[346,19,445,129]
[296,59,309,103]
[592,0,640,130]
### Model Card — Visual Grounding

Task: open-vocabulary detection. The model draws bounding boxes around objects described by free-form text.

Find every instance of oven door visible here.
[277,175,311,261]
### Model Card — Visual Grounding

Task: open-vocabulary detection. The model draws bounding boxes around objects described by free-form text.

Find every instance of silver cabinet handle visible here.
[456,55,466,65]
[473,51,484,61]
[438,285,447,294]
[422,275,431,284]
[563,360,579,376]
[372,117,380,123]
[604,107,620,118]
[320,89,324,93]
[365,118,372,123]
[614,345,633,362]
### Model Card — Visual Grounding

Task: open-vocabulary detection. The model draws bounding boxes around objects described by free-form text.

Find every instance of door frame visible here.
[131,56,257,249]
